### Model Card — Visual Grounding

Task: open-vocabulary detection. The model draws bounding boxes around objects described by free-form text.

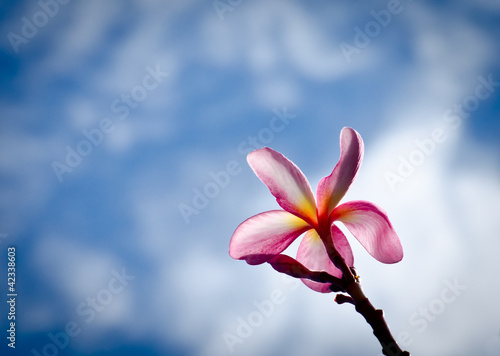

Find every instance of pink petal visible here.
[331,224,354,267]
[331,200,403,263]
[267,254,314,279]
[247,148,317,226]
[229,210,311,265]
[296,229,342,293]
[317,127,364,223]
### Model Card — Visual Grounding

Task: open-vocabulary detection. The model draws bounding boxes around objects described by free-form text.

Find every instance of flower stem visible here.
[322,230,410,355]
[344,280,410,356]
[335,261,410,355]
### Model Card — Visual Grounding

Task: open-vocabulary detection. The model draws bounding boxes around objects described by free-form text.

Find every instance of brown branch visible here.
[347,281,410,356]
[334,294,355,305]
[321,227,411,355]
[334,254,410,355]
[268,255,347,292]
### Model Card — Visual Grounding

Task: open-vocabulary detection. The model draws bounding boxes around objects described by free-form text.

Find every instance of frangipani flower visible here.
[229,127,403,293]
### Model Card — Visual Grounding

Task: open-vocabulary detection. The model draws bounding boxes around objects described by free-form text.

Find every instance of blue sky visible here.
[1,1,500,355]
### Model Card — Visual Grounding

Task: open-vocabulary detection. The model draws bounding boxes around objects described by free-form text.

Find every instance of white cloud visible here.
[33,235,121,305]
